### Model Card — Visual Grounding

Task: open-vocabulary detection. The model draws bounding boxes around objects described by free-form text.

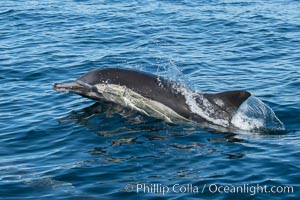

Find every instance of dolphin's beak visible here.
[53,81,83,93]
[53,81,103,101]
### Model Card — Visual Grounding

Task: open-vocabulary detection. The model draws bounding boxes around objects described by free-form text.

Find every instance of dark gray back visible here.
[78,68,192,118]
[78,68,251,122]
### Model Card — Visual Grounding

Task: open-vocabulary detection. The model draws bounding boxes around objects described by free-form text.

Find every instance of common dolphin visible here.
[53,68,284,131]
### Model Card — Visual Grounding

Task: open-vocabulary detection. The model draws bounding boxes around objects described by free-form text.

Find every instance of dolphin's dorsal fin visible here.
[203,90,251,115]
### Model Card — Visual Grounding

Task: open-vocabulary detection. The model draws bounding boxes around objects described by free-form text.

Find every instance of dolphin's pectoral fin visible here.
[203,90,251,115]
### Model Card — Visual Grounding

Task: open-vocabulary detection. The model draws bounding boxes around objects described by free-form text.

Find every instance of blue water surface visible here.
[0,0,299,199]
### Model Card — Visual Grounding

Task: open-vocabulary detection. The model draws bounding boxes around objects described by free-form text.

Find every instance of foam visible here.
[231,96,285,131]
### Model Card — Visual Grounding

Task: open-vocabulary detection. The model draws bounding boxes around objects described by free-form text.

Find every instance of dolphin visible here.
[53,68,284,131]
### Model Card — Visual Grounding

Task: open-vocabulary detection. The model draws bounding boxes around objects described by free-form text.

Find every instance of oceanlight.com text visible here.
[124,183,294,196]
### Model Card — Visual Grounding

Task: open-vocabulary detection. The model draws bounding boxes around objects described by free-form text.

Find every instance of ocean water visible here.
[0,0,299,199]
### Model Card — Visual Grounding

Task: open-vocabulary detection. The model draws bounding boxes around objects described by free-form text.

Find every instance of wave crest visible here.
[231,96,285,131]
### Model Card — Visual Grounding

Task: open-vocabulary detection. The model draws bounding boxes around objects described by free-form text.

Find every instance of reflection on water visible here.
[58,101,262,164]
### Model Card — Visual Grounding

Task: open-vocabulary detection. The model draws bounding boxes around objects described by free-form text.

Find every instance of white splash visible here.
[231,96,285,131]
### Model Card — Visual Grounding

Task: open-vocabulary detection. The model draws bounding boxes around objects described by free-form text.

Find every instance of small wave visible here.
[231,96,285,131]
[0,9,15,15]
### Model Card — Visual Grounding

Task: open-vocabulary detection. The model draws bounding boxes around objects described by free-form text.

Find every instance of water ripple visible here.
[0,0,299,199]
